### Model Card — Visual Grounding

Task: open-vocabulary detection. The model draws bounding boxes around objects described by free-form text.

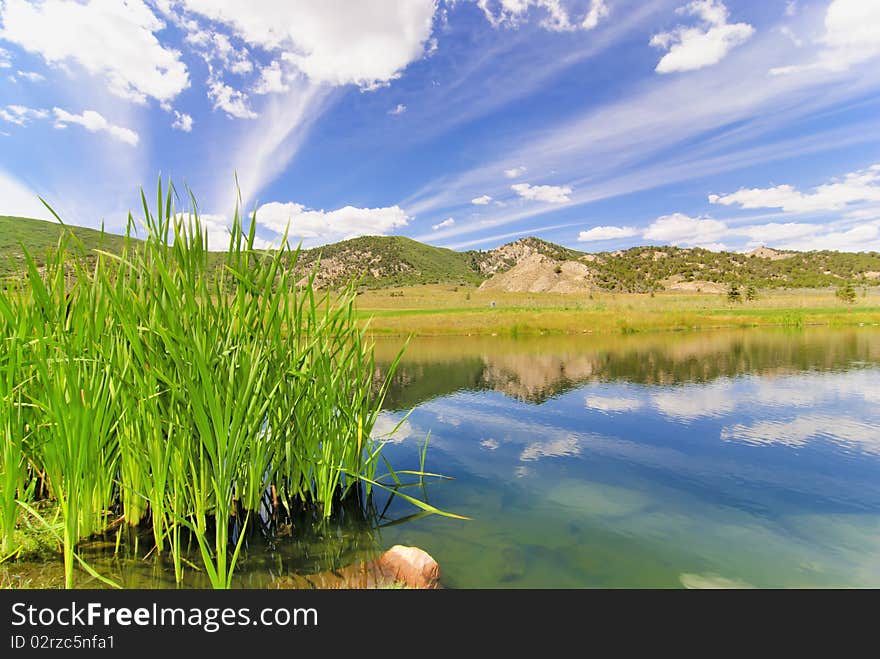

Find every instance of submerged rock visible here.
[270,545,441,590]
[377,545,441,589]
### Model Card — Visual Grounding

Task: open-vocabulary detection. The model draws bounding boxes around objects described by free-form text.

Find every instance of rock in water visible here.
[378,545,441,589]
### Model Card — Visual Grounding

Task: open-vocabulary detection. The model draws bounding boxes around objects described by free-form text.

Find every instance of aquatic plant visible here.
[0,179,455,588]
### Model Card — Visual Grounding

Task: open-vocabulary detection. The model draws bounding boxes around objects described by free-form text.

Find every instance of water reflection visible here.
[375,329,880,408]
[373,329,880,588]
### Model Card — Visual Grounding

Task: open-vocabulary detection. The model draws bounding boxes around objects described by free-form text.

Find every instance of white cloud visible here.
[738,222,816,243]
[582,0,610,30]
[171,110,193,132]
[208,32,252,75]
[709,163,880,212]
[252,61,290,95]
[0,0,189,104]
[511,182,571,203]
[471,194,493,205]
[195,212,234,250]
[779,26,803,48]
[432,217,455,230]
[772,0,880,74]
[477,0,572,32]
[0,104,47,126]
[173,211,273,250]
[15,70,43,82]
[635,212,880,252]
[178,0,437,89]
[650,0,754,73]
[768,223,880,253]
[0,169,54,220]
[585,395,643,412]
[0,46,10,68]
[785,1,797,17]
[520,434,581,461]
[213,82,330,217]
[652,382,736,420]
[504,166,527,178]
[577,225,638,242]
[642,212,726,246]
[477,0,608,32]
[721,414,880,454]
[371,415,414,444]
[255,200,410,242]
[389,103,407,115]
[207,77,257,119]
[52,108,139,146]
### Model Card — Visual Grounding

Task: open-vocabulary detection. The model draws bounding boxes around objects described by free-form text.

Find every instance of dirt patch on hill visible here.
[479,254,595,293]
[661,275,726,293]
[747,247,794,260]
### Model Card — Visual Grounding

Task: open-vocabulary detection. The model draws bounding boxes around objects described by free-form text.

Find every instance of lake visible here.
[17,327,880,588]
[369,328,880,588]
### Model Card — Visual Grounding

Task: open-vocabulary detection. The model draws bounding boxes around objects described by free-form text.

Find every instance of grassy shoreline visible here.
[354,284,880,336]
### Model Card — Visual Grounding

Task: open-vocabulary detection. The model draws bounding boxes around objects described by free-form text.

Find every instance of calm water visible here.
[370,328,880,588]
[13,328,880,588]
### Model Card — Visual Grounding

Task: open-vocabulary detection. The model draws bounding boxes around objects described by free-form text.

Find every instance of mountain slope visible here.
[294,235,485,288]
[3,216,880,291]
[0,215,129,276]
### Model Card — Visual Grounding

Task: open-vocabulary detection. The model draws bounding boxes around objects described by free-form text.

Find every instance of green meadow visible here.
[353,284,880,336]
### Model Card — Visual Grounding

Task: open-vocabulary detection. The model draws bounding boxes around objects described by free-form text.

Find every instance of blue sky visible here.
[1,0,880,253]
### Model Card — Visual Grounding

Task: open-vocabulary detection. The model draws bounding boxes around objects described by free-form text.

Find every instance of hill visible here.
[571,244,880,293]
[3,215,880,292]
[293,235,484,289]
[0,215,129,276]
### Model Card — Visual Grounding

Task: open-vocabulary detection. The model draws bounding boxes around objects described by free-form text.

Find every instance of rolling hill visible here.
[0,215,130,276]
[2,215,880,292]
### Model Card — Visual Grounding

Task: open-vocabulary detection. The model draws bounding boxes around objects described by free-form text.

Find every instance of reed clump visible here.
[0,180,450,588]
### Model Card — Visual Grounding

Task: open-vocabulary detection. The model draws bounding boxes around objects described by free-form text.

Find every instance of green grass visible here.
[0,182,459,589]
[353,285,880,335]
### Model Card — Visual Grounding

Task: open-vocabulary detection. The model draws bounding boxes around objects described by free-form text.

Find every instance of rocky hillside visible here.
[3,216,879,292]
[293,235,484,289]
[476,241,880,293]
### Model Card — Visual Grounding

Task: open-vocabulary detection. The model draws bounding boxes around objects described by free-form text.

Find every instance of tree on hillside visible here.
[745,284,757,301]
[727,283,742,304]
[836,281,856,304]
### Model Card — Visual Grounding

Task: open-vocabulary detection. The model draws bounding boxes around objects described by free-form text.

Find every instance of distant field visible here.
[354,284,880,336]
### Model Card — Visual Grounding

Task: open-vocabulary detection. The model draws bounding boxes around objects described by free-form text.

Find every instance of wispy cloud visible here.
[0,104,47,126]
[408,19,880,246]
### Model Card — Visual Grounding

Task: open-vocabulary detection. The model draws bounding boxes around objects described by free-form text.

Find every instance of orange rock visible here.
[377,545,441,589]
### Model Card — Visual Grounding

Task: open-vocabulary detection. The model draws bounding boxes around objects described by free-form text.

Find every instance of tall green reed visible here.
[0,178,455,589]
